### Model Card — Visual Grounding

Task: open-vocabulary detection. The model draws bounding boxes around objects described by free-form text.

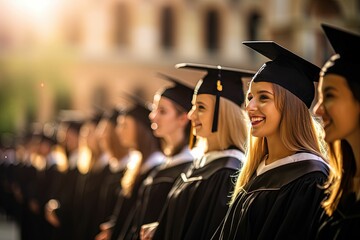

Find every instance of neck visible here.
[163,130,185,156]
[205,134,221,153]
[346,127,360,178]
[265,135,296,165]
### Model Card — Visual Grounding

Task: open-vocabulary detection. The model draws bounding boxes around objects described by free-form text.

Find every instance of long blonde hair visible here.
[217,97,247,152]
[231,83,326,203]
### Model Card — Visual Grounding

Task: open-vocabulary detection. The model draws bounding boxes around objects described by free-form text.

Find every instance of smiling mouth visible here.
[250,117,264,126]
[323,120,332,130]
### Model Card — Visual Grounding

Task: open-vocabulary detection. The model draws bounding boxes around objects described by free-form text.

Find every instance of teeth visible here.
[251,117,264,122]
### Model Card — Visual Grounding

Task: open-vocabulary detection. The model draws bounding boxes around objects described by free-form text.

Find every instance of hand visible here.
[45,199,61,227]
[140,222,159,240]
[45,208,61,227]
[95,229,110,240]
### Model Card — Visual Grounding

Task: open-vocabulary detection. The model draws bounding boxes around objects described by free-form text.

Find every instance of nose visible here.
[187,106,196,121]
[149,110,157,121]
[246,99,256,112]
[313,100,324,117]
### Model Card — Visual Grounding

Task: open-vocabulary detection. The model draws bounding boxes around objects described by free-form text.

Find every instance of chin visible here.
[324,133,338,143]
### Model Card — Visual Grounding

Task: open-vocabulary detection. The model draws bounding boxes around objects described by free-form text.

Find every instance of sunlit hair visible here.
[231,83,327,203]
[77,121,101,174]
[194,96,248,154]
[319,63,360,216]
[121,116,161,197]
[217,97,247,152]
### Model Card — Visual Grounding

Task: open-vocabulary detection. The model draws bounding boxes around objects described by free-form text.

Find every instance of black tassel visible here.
[212,92,220,132]
[212,68,222,132]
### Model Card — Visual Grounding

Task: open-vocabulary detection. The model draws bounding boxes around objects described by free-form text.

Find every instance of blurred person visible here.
[96,94,164,240]
[213,41,329,240]
[118,73,194,240]
[314,24,360,239]
[44,116,83,240]
[88,108,131,239]
[143,63,253,240]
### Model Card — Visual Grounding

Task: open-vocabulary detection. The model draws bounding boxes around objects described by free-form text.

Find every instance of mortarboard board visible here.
[120,92,152,129]
[156,73,194,111]
[321,24,360,85]
[103,108,122,125]
[175,63,255,132]
[242,41,321,108]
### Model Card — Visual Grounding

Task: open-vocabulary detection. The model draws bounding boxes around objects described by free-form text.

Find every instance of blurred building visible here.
[0,0,359,135]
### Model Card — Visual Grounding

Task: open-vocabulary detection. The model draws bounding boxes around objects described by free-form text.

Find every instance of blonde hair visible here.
[231,83,326,203]
[217,97,247,152]
[322,139,357,216]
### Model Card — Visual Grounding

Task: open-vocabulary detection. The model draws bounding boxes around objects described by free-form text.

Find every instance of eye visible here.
[247,94,253,102]
[159,108,166,115]
[197,104,205,111]
[259,94,269,101]
[323,92,334,99]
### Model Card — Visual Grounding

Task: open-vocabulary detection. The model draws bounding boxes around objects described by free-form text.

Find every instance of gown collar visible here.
[194,149,245,169]
[256,152,326,176]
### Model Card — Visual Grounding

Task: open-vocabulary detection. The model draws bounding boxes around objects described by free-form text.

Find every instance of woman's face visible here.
[96,119,110,152]
[149,96,186,138]
[117,115,137,148]
[314,74,360,143]
[246,81,281,138]
[187,94,214,138]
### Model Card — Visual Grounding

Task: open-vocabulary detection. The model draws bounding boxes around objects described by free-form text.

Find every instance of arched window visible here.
[161,6,174,50]
[112,3,128,47]
[248,11,261,40]
[205,9,219,52]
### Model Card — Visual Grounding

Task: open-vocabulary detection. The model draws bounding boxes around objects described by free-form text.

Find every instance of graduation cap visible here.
[57,110,85,133]
[120,92,152,129]
[242,41,320,108]
[321,24,360,85]
[102,108,122,125]
[175,63,255,132]
[156,72,194,111]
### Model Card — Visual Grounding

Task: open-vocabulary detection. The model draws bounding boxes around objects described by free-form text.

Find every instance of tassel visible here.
[212,69,223,132]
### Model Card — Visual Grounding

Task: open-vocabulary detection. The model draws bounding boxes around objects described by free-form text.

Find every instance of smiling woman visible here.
[213,41,329,240]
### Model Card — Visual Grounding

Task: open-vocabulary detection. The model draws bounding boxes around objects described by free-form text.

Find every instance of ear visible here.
[178,112,190,128]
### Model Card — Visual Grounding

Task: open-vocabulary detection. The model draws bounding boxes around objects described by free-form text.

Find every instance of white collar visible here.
[68,150,79,170]
[256,152,326,176]
[162,147,194,169]
[140,151,165,174]
[109,154,130,173]
[194,149,245,169]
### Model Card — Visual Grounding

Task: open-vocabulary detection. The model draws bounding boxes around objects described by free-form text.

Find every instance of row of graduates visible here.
[1,23,359,240]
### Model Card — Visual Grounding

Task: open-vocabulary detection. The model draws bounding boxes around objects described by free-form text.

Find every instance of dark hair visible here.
[165,101,191,156]
[136,119,161,161]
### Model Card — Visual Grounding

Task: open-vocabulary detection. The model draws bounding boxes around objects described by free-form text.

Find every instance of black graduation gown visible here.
[213,155,329,240]
[153,150,244,240]
[316,192,360,240]
[119,149,193,240]
[110,152,164,240]
[51,167,80,240]
[91,162,127,237]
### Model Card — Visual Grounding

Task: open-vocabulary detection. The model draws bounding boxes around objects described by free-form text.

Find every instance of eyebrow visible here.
[255,90,274,95]
[196,100,207,106]
[323,86,337,92]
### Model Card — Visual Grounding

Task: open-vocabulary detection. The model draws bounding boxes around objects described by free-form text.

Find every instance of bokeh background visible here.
[0,0,359,145]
